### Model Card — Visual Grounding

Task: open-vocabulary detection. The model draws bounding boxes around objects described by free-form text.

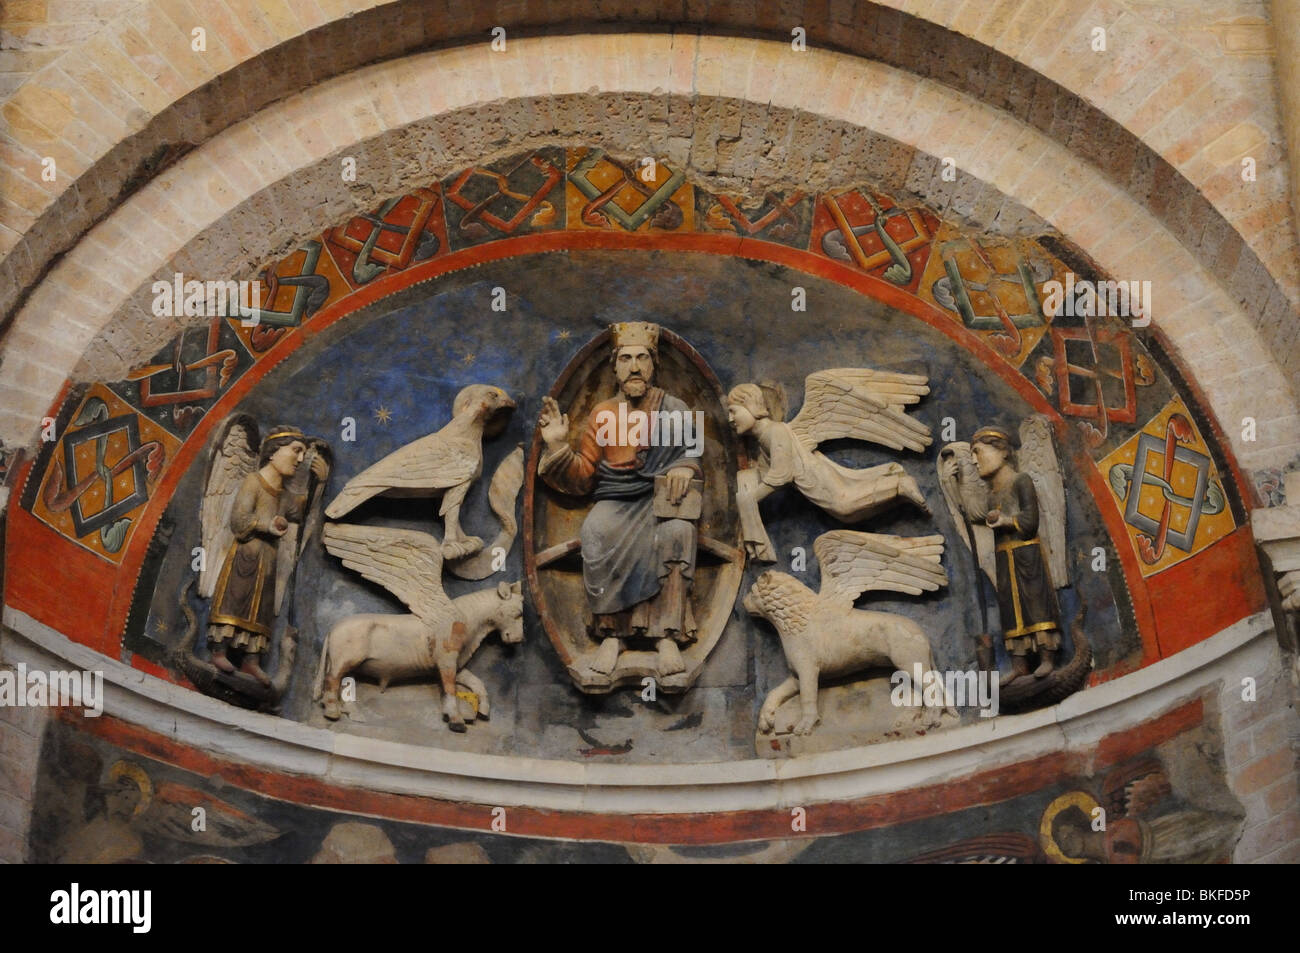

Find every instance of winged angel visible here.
[55,760,281,863]
[937,416,1070,688]
[742,530,949,736]
[726,368,932,561]
[198,415,331,689]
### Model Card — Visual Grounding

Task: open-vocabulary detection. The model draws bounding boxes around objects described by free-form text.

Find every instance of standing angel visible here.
[199,416,330,687]
[726,369,932,561]
[938,417,1068,688]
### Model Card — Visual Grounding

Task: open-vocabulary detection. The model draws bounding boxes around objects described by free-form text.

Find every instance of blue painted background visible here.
[140,249,1135,760]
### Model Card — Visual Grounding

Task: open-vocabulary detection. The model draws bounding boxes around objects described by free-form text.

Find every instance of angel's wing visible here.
[1103,758,1170,818]
[904,834,1043,864]
[813,529,948,609]
[321,523,453,623]
[198,415,259,598]
[275,439,332,614]
[298,441,333,555]
[937,442,995,584]
[812,368,930,409]
[1018,416,1068,588]
[788,369,932,453]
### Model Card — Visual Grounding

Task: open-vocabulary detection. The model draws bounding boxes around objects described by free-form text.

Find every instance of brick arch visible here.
[1,19,1296,866]
[2,36,1294,487]
[1,2,1294,377]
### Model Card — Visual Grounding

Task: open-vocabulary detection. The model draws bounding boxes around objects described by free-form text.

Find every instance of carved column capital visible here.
[1253,473,1300,677]
[1252,473,1300,567]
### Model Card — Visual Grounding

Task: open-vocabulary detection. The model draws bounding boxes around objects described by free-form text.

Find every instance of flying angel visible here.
[742,529,950,736]
[325,384,516,559]
[198,415,330,687]
[726,368,934,562]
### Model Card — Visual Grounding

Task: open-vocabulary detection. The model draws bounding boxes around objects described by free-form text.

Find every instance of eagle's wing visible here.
[788,369,932,453]
[814,529,948,609]
[1019,415,1069,588]
[198,415,259,599]
[321,523,452,623]
[325,429,480,518]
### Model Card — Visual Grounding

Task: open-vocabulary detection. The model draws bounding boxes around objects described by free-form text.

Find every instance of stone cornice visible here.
[1,605,1272,817]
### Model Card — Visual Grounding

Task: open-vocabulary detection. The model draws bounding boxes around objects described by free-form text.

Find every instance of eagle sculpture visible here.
[325,384,515,558]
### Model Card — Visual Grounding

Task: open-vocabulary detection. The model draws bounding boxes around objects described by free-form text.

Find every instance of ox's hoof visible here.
[443,705,468,732]
[323,696,341,721]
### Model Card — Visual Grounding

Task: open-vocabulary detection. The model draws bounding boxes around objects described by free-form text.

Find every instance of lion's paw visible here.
[793,714,820,736]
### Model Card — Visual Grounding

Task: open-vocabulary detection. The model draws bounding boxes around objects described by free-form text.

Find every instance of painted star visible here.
[557,329,572,341]
[153,618,170,636]
[373,406,393,425]
[461,352,476,366]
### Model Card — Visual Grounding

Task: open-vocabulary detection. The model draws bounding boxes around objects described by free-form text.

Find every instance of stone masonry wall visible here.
[1223,639,1300,862]
[0,651,47,864]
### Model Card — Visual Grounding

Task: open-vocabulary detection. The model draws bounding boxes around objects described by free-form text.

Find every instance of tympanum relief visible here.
[122,246,1148,761]
[159,319,1101,748]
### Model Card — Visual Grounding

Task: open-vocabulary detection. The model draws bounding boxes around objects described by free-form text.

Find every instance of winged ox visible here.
[316,523,524,731]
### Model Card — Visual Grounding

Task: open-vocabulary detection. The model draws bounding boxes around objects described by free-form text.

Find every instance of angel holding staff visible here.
[937,420,1068,688]
[200,419,330,686]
